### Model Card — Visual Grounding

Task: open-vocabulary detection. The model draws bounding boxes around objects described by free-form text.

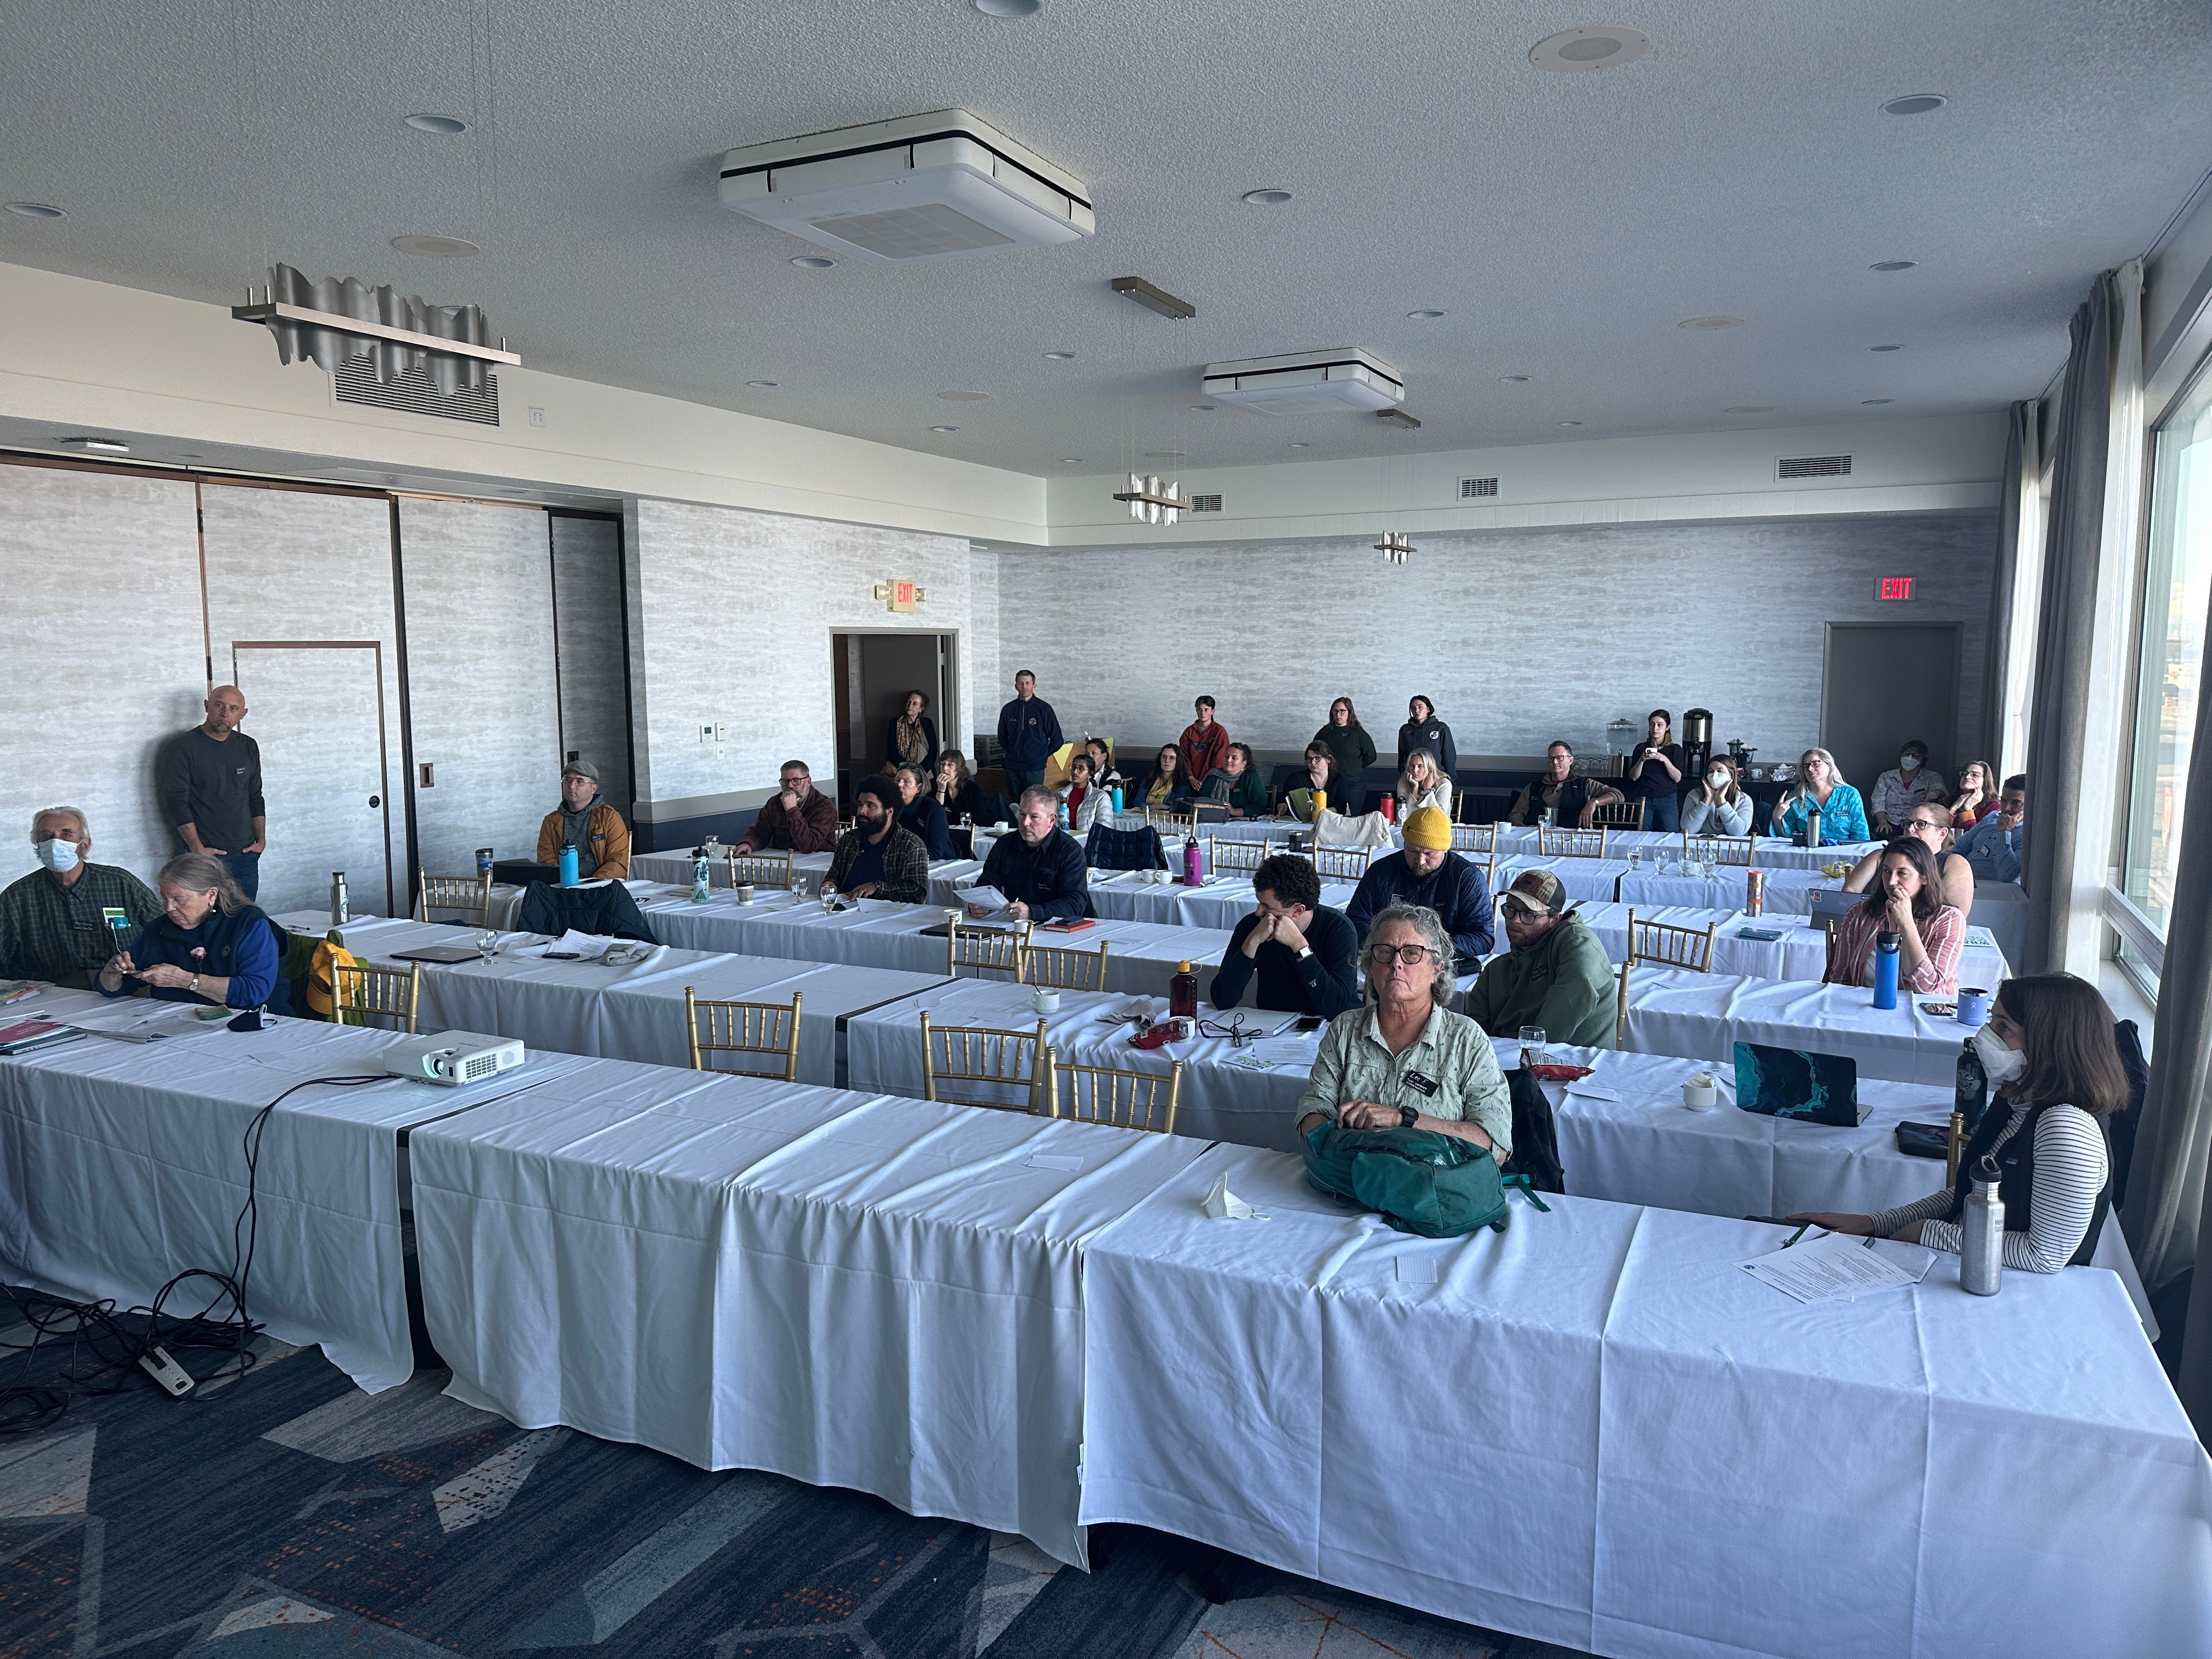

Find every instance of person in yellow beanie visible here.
[1346,804,1495,967]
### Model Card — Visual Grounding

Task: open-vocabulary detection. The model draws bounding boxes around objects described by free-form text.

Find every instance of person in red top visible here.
[1179,696,1230,783]
[1824,837,1965,994]
[734,759,838,855]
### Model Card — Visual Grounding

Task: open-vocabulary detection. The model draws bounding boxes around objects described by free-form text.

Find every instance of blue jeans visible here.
[1643,794,1680,833]
[222,851,261,900]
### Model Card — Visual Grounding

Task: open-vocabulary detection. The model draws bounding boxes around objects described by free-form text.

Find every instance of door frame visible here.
[833,628,962,753]
[1818,619,1963,776]
[230,639,396,917]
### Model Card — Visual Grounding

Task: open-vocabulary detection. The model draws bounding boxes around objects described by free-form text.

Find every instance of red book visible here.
[1039,919,1098,932]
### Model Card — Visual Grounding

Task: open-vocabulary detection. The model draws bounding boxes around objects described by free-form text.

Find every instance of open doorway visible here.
[831,631,960,808]
[1820,622,1961,794]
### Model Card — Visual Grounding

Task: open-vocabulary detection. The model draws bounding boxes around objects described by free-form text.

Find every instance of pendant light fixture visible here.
[1373,409,1416,563]
[1108,276,1194,526]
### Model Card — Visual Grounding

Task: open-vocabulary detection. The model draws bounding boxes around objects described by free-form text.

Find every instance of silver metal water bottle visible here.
[1959,1155,2004,1296]
[330,871,347,928]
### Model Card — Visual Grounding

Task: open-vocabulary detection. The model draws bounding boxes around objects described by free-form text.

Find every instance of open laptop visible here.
[1807,885,1860,924]
[1731,1041,1866,1126]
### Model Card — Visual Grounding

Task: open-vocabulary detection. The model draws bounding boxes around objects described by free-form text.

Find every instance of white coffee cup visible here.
[734,883,755,905]
[1682,1073,1718,1111]
[1032,988,1062,1014]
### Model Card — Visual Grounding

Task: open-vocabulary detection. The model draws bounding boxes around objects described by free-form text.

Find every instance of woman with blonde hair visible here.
[1769,747,1868,842]
[1396,746,1453,819]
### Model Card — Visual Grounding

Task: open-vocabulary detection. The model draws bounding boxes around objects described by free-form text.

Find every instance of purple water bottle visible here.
[1184,836,1203,886]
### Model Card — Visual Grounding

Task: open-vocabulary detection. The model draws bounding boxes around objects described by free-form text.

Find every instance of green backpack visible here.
[1302,1123,1545,1238]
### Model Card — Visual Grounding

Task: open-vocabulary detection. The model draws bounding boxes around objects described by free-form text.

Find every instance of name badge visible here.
[1401,1070,1438,1097]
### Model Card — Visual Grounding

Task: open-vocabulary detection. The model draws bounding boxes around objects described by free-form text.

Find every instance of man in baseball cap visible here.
[1346,804,1495,967]
[535,757,631,879]
[1463,868,1618,1048]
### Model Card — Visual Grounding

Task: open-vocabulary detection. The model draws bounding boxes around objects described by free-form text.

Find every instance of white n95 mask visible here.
[1972,1024,2025,1085]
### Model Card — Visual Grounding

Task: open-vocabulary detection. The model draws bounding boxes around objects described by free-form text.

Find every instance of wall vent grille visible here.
[1776,453,1852,479]
[1189,494,1222,512]
[335,360,500,425]
[1459,476,1499,498]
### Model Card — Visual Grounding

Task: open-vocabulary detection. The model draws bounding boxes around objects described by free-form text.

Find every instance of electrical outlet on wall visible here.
[715,724,727,741]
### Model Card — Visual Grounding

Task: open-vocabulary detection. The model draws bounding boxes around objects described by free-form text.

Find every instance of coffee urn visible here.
[1681,708,1714,780]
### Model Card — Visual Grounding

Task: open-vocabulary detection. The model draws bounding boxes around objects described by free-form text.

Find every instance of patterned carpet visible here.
[0,1321,1586,1659]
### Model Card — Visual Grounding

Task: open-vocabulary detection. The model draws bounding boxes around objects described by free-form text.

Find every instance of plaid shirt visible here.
[0,862,163,981]
[827,824,932,903]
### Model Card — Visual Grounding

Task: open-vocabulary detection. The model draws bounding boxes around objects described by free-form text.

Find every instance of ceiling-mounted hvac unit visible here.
[718,109,1094,266]
[1201,348,1404,416]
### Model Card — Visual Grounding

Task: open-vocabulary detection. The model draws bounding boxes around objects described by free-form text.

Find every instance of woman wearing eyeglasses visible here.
[1312,697,1377,781]
[1293,902,1511,1162]
[1841,802,1976,917]
[1141,743,1194,810]
[1949,759,2001,829]
[1769,747,1869,843]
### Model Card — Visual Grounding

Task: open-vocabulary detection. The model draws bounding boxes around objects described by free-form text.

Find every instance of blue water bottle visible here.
[1110,785,1124,814]
[1872,928,1900,1010]
[558,844,580,887]
[692,853,712,904]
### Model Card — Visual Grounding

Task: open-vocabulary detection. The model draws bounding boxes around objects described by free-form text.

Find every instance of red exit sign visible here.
[1877,576,1916,601]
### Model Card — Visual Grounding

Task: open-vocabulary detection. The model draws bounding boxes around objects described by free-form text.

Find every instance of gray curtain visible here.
[2020,275,2115,975]
[1980,400,2036,769]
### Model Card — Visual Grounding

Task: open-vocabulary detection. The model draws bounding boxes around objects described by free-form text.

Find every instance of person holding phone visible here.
[0,806,162,986]
[1624,709,1686,832]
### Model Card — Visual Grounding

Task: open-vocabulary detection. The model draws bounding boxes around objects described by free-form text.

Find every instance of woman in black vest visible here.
[1788,973,2127,1271]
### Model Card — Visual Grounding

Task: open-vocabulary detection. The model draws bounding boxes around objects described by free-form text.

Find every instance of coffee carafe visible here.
[1681,708,1713,780]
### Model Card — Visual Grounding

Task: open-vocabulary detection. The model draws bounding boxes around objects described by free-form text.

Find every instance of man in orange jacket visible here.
[537,759,631,879]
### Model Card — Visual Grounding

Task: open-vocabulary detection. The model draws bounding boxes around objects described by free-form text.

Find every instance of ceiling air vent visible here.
[1189,494,1222,512]
[335,360,499,425]
[1776,453,1852,480]
[1459,476,1499,499]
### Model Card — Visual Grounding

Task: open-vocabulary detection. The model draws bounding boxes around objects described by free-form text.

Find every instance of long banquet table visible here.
[409,1067,1205,1568]
[1565,900,2010,987]
[1076,1146,2212,1658]
[1623,964,1980,1086]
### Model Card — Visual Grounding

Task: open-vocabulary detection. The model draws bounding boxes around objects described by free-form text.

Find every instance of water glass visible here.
[1519,1025,1547,1066]
[476,930,498,964]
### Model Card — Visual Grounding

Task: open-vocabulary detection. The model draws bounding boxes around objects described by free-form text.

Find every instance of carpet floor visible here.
[0,1325,1589,1659]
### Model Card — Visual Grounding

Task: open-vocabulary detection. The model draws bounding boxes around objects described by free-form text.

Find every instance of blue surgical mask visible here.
[34,837,78,873]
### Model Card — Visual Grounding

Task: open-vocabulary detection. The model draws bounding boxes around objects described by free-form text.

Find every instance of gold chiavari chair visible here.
[918,1012,1053,1113]
[948,917,1032,979]
[726,849,798,890]
[1205,836,1274,877]
[1022,940,1110,993]
[330,960,421,1032]
[1051,1059,1182,1134]
[1592,798,1646,830]
[684,987,802,1081]
[1683,833,1758,867]
[1538,825,1610,859]
[1450,821,1498,856]
[417,870,493,927]
[1312,844,1375,882]
[1615,909,1719,1043]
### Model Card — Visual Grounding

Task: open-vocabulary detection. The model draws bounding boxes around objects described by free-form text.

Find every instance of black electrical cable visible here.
[0,1071,393,1430]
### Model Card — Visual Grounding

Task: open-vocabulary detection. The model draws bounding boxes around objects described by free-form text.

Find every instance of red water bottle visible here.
[1170,960,1198,1020]
[1380,794,1397,823]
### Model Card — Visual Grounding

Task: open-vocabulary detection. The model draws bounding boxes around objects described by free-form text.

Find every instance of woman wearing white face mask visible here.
[1788,974,2129,1272]
[1679,755,1753,837]
[1870,738,1946,837]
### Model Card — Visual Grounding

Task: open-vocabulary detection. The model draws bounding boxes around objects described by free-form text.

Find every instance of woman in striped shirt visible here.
[1822,837,1964,994]
[1789,974,2126,1271]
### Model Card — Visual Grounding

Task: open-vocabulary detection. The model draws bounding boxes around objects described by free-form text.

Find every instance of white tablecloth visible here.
[1495,855,1629,905]
[286,912,947,1083]
[1079,1149,2212,1657]
[632,850,984,909]
[632,884,1230,998]
[409,1069,1206,1567]
[1561,901,2010,987]
[1617,865,1842,915]
[0,991,586,1391]
[1623,964,1980,1085]
[1084,868,1362,932]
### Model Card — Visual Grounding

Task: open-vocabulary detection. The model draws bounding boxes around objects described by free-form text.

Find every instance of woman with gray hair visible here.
[1293,902,1512,1162]
[97,850,289,1013]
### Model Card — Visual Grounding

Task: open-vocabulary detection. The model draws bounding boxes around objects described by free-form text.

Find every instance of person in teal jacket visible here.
[1769,747,1870,843]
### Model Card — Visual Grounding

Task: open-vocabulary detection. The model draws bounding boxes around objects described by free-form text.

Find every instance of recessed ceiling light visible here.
[390,234,479,256]
[1190,405,1217,412]
[58,436,129,454]
[1530,25,1651,72]
[791,255,836,269]
[1870,259,1918,273]
[746,379,778,387]
[1043,351,1075,360]
[1724,405,1774,414]
[1241,188,1293,206]
[1870,343,1904,352]
[1881,94,1948,116]
[1862,398,1895,405]
[1286,442,1310,449]
[936,390,990,401]
[1407,309,1445,320]
[1144,451,1186,459]
[404,113,469,134]
[1059,457,1082,464]
[1500,375,1532,383]
[1559,421,1584,427]
[4,202,66,219]
[173,452,203,460]
[1679,315,1743,330]
[972,0,1041,14]
[929,425,961,433]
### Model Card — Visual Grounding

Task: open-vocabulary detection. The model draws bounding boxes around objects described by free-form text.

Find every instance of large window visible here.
[2123,366,2212,955]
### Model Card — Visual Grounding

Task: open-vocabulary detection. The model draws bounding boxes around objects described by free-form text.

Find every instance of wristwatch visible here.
[1398,1104,1419,1128]
[1296,945,1314,961]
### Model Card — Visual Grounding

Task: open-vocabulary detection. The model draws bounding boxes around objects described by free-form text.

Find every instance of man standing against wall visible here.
[996,669,1063,801]
[156,684,266,899]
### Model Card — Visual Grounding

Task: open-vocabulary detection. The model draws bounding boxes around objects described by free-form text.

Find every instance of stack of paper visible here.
[1739,1231,1936,1303]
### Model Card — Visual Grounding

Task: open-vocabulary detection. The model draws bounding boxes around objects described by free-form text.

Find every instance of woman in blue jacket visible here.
[1769,747,1870,843]
[98,851,289,1014]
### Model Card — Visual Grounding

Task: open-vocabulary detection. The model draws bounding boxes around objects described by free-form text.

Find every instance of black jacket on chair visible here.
[517,881,658,942]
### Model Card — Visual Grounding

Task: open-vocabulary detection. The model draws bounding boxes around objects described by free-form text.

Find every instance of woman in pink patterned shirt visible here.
[1823,838,1964,994]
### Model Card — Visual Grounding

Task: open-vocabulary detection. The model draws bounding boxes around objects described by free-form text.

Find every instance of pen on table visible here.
[1781,1221,1811,1248]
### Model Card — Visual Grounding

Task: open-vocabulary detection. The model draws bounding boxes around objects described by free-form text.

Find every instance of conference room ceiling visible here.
[5,0,2209,477]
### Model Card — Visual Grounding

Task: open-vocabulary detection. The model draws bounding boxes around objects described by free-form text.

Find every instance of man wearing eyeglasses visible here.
[1953,775,2028,884]
[734,760,839,855]
[1463,870,1619,1048]
[1841,801,1976,916]
[1210,853,1360,1018]
[1346,805,1494,964]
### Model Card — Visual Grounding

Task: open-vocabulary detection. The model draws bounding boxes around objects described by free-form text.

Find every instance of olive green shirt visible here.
[1296,1003,1513,1162]
[1464,910,1619,1049]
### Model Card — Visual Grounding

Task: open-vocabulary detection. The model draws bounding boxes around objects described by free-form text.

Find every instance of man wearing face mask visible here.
[1869,739,1943,838]
[0,806,161,986]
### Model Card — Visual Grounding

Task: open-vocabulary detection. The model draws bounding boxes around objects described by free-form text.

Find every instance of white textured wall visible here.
[630,500,973,811]
[967,545,1001,754]
[0,465,204,883]
[994,512,2000,768]
[399,499,562,876]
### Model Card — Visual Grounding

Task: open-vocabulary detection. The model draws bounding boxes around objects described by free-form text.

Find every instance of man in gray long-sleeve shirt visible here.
[155,685,266,899]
